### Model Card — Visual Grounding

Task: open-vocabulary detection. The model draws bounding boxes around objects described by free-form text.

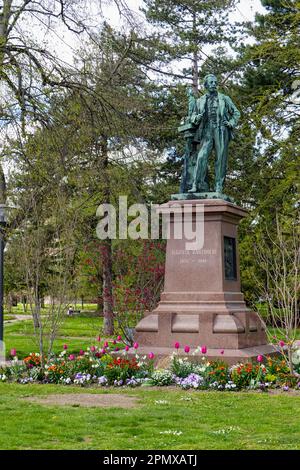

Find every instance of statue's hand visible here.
[224,120,234,129]
[191,113,203,125]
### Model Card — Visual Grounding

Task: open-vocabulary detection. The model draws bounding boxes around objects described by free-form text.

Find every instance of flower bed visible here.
[1,340,300,392]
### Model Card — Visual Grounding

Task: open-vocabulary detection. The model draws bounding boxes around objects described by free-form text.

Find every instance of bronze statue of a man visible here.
[179,74,240,195]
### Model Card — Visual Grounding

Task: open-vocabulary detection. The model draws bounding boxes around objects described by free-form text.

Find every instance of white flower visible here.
[159,430,183,436]
[292,349,300,365]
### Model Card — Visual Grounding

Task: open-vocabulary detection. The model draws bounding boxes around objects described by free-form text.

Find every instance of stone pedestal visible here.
[134,199,277,364]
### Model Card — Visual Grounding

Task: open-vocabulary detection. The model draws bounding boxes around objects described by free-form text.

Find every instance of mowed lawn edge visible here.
[0,383,299,450]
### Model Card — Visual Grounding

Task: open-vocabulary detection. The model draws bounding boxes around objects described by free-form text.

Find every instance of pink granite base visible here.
[134,199,275,365]
[125,344,280,367]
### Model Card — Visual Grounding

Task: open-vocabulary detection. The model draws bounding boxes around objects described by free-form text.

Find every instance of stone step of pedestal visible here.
[123,344,280,367]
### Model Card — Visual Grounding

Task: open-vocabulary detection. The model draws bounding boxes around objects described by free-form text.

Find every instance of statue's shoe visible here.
[188,185,197,193]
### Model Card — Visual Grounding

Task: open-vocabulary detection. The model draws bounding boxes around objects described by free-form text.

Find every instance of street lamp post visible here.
[0,205,7,343]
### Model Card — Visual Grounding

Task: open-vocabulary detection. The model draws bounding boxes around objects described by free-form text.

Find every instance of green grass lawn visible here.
[3,304,300,359]
[0,383,299,450]
[3,304,121,358]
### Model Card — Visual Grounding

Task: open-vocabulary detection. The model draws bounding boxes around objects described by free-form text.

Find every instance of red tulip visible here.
[201,345,207,354]
[63,344,68,350]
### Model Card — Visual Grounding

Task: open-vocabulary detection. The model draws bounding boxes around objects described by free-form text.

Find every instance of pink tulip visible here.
[279,340,285,347]
[101,348,106,354]
[184,345,190,354]
[10,348,16,357]
[114,347,119,352]
[113,340,117,345]
[79,349,84,356]
[104,341,109,348]
[174,342,180,350]
[69,354,75,361]
[133,342,139,350]
[117,335,122,341]
[201,345,207,354]
[220,349,224,355]
[257,355,263,363]
[90,345,96,352]
[63,344,68,350]
[125,345,129,352]
[97,336,101,342]
[148,352,154,360]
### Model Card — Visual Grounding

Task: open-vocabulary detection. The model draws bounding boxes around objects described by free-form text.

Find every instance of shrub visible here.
[170,355,196,378]
[104,357,140,385]
[231,363,266,389]
[149,370,174,386]
[204,361,230,388]
[291,348,300,374]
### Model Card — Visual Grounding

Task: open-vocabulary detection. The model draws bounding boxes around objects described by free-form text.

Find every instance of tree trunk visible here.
[102,239,114,334]
[96,291,104,316]
[99,136,114,335]
[192,12,199,95]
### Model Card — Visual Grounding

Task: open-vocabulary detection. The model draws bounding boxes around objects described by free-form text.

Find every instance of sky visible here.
[48,0,267,67]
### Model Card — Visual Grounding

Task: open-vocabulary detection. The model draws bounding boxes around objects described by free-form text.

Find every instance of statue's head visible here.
[187,87,194,97]
[204,74,218,93]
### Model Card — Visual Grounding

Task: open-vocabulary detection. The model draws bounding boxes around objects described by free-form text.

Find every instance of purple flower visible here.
[98,376,108,385]
[176,373,204,389]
